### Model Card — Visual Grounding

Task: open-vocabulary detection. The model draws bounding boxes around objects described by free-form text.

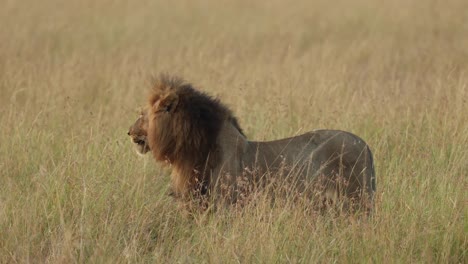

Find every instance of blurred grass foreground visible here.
[0,0,466,262]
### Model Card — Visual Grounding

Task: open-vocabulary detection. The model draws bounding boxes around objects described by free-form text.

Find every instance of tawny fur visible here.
[130,74,376,213]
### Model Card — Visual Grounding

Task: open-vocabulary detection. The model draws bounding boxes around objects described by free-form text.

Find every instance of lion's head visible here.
[127,110,151,156]
[143,75,244,197]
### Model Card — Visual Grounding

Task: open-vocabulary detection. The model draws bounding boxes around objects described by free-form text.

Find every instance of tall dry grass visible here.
[0,0,466,262]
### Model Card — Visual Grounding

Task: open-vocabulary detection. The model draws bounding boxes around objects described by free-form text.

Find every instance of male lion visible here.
[128,75,376,213]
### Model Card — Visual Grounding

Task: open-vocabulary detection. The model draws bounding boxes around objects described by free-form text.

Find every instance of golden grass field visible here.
[1,0,467,262]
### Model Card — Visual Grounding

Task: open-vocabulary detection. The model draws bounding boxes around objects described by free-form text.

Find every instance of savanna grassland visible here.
[0,0,467,263]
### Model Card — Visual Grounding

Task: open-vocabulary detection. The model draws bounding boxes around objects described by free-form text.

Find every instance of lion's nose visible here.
[127,131,130,136]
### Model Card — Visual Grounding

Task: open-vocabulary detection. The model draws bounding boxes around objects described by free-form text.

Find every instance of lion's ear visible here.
[154,93,179,113]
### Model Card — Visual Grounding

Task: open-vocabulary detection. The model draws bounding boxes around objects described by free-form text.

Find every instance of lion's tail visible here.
[367,145,376,193]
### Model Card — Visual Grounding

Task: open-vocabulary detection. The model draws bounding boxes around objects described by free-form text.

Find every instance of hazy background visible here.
[0,0,466,262]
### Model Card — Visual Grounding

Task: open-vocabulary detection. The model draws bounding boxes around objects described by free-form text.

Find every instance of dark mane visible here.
[149,74,244,135]
[146,74,244,196]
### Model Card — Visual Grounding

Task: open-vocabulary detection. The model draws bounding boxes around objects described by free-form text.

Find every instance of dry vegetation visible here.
[0,0,467,262]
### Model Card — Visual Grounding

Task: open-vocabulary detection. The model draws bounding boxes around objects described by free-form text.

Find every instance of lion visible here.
[128,75,376,213]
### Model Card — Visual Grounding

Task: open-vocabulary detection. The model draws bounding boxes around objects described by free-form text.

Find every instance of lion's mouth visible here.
[134,139,146,146]
[131,137,151,155]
